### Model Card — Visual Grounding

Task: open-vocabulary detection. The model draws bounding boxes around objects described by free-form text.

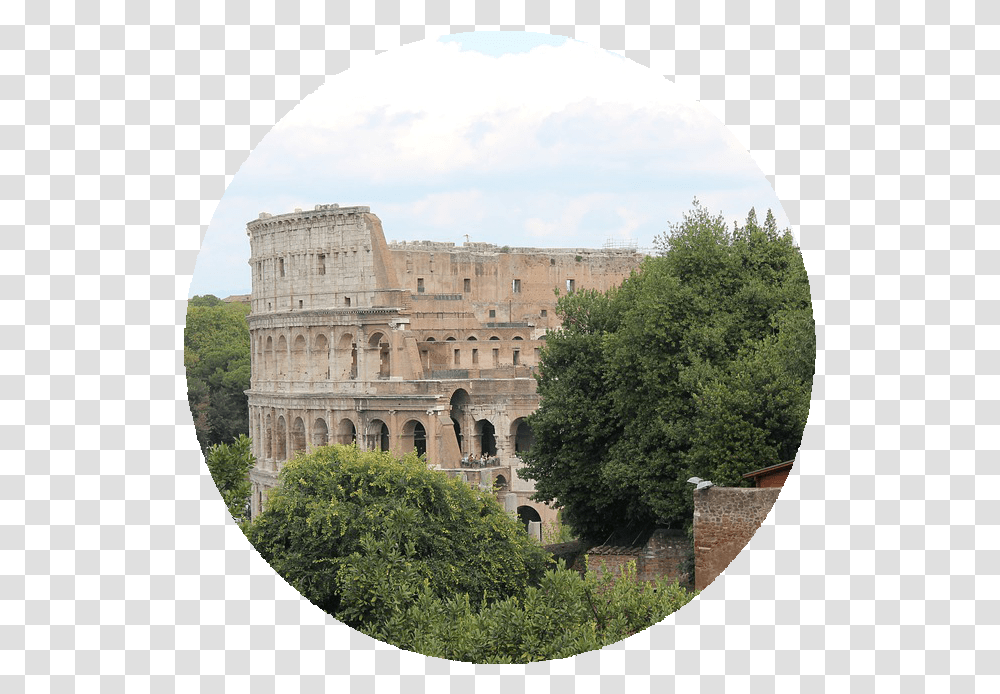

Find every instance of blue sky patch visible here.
[439,31,568,57]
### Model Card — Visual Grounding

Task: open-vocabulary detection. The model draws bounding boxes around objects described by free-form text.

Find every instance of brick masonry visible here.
[585,529,690,587]
[693,486,782,591]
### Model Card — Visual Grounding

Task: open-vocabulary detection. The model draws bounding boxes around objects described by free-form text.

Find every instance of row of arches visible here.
[256,413,428,461]
[254,329,390,381]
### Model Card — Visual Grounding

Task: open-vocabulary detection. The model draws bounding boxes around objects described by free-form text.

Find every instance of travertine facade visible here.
[245,204,643,524]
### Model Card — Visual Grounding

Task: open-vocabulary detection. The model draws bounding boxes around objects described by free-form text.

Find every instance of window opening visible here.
[566,279,575,291]
[464,278,471,292]
[417,277,425,293]
[513,279,521,293]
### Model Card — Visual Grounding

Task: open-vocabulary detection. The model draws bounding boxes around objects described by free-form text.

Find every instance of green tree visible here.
[204,434,254,525]
[372,558,696,663]
[520,200,815,538]
[184,299,252,451]
[244,444,553,626]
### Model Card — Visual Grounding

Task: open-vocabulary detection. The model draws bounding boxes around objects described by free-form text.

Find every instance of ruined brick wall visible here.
[693,487,782,591]
[585,529,691,586]
[637,529,690,585]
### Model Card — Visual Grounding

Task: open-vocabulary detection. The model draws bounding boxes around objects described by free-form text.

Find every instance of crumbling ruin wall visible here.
[693,486,782,591]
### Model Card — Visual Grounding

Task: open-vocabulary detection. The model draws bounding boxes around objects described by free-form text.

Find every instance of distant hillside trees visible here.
[184,295,252,452]
[520,201,815,540]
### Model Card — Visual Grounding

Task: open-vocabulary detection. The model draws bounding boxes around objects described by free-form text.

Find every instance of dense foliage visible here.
[245,445,553,624]
[520,201,815,539]
[184,295,252,452]
[244,445,696,662]
[371,559,695,663]
[204,434,255,525]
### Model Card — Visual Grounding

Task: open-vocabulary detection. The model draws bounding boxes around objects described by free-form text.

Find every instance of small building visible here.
[742,460,795,488]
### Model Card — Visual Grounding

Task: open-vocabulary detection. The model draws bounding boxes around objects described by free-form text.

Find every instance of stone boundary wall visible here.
[693,486,782,591]
[585,529,690,586]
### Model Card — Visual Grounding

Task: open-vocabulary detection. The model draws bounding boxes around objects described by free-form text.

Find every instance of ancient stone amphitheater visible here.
[245,204,642,529]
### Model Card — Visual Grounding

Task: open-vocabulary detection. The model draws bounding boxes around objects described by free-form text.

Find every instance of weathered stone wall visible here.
[693,486,782,591]
[244,205,644,524]
[584,529,690,586]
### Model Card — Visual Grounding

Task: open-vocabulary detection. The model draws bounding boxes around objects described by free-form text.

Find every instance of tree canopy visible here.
[184,297,252,452]
[519,201,815,540]
[204,434,255,525]
[244,444,696,662]
[245,444,553,626]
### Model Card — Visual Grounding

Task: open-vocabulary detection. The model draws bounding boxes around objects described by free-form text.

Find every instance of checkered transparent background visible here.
[2,1,997,690]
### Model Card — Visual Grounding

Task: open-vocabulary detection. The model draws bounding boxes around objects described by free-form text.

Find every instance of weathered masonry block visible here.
[693,486,782,591]
[244,204,644,523]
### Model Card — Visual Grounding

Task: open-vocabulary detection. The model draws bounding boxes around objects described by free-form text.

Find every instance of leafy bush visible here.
[245,444,552,624]
[204,434,254,524]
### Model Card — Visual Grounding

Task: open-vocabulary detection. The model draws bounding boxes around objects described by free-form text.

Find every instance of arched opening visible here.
[368,419,390,452]
[338,333,357,380]
[495,474,508,492]
[476,419,497,458]
[275,416,287,460]
[314,334,329,380]
[425,337,436,342]
[467,335,477,341]
[445,336,456,341]
[489,336,500,341]
[511,418,534,454]
[512,336,524,341]
[276,335,288,378]
[291,417,306,456]
[264,336,274,378]
[368,332,390,379]
[264,413,272,458]
[292,334,307,380]
[336,418,356,445]
[401,419,427,457]
[451,417,462,452]
[312,418,328,448]
[517,505,542,532]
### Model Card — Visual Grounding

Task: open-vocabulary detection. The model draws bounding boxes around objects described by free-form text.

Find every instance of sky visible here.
[188,32,792,298]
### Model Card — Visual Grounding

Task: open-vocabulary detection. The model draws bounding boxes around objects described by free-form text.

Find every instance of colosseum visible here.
[245,204,643,530]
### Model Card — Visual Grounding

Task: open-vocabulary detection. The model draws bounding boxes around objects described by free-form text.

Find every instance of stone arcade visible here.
[245,204,643,528]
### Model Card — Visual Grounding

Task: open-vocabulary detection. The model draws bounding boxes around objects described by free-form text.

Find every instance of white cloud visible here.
[193,33,793,297]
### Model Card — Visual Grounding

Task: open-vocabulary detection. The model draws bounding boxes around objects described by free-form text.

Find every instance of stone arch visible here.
[292,334,307,380]
[512,336,524,341]
[276,335,288,378]
[314,334,329,380]
[312,417,328,447]
[425,337,436,342]
[367,419,390,452]
[475,419,497,457]
[265,336,274,377]
[445,336,457,341]
[494,474,508,492]
[517,505,542,532]
[451,417,462,453]
[336,418,357,445]
[511,418,534,454]
[368,331,390,379]
[466,335,478,341]
[339,333,357,380]
[264,413,272,458]
[400,419,427,457]
[489,336,500,341]
[450,389,471,455]
[275,415,287,460]
[291,416,306,456]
